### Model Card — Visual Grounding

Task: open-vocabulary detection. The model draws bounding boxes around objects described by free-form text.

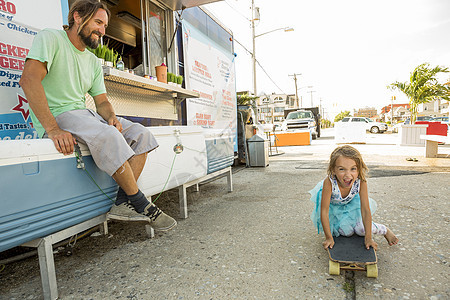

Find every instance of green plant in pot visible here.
[176,75,183,87]
[167,72,176,85]
[388,63,450,124]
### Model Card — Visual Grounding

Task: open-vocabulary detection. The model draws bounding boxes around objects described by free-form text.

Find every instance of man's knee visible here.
[96,125,126,146]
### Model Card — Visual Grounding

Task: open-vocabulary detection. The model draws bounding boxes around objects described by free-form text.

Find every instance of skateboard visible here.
[327,235,378,278]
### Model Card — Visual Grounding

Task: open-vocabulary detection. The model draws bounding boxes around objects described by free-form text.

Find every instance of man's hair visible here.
[64,0,110,34]
[327,145,369,181]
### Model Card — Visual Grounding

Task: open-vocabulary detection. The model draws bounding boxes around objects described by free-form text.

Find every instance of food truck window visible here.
[147,1,167,76]
[66,0,170,78]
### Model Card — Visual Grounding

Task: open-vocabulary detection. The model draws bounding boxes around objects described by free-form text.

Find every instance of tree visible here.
[334,111,351,122]
[237,93,258,106]
[388,63,450,124]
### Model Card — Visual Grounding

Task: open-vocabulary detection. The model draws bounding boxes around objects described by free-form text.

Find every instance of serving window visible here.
[66,0,173,77]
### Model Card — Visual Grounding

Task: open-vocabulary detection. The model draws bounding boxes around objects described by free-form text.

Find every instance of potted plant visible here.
[88,45,119,68]
[167,72,177,86]
[388,63,450,145]
[176,75,183,87]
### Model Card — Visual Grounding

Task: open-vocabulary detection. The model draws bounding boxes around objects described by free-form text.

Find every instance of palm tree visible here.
[388,63,450,124]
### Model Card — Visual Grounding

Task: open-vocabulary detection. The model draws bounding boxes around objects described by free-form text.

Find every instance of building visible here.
[257,93,284,124]
[354,107,377,118]
[380,99,449,123]
[380,104,410,122]
[418,99,449,118]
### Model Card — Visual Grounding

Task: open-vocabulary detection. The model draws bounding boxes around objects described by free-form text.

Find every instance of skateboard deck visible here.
[327,235,378,278]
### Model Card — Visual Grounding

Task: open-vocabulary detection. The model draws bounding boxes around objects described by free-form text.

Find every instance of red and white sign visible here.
[0,0,63,139]
[182,21,237,134]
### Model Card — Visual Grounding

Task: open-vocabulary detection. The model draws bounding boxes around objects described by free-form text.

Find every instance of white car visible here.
[340,117,388,134]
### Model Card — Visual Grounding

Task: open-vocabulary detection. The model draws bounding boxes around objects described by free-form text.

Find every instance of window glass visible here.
[148,1,166,76]
[274,97,283,102]
[341,118,349,122]
[183,7,232,54]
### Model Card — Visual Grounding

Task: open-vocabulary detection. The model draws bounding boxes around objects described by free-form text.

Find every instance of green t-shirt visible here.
[26,28,106,137]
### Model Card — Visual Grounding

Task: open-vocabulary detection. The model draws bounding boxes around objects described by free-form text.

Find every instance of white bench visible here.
[420,134,449,158]
[178,166,233,219]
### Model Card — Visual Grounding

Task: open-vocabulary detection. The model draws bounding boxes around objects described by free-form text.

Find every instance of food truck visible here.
[1,0,237,298]
[0,0,236,254]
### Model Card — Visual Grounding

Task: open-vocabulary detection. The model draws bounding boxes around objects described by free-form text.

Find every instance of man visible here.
[19,0,176,231]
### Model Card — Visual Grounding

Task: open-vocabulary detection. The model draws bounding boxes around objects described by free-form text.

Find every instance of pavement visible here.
[0,129,449,299]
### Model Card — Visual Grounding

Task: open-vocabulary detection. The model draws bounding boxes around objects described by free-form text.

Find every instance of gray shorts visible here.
[50,109,158,176]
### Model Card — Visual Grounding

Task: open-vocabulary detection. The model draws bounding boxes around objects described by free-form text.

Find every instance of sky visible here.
[202,0,450,120]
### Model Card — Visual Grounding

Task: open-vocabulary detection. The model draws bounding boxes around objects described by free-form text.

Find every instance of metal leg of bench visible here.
[227,167,233,192]
[425,140,438,158]
[99,221,108,235]
[37,237,58,300]
[194,183,200,192]
[179,184,188,219]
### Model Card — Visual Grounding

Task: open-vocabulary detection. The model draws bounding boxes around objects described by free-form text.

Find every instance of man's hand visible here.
[47,128,77,155]
[108,116,122,132]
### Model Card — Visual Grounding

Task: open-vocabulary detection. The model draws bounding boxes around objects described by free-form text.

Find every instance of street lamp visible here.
[251,0,293,97]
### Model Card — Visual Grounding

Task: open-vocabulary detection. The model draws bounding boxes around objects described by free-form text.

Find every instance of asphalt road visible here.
[0,129,449,299]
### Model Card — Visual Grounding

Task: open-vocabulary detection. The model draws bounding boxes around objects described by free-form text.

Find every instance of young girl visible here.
[310,145,398,250]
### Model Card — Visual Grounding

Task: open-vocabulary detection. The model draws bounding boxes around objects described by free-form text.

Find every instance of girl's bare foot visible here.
[384,228,398,246]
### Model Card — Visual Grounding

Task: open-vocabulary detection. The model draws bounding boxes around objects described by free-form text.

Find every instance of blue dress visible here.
[309,176,377,237]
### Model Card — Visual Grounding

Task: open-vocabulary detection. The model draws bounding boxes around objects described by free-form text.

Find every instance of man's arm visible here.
[93,93,122,132]
[19,59,76,155]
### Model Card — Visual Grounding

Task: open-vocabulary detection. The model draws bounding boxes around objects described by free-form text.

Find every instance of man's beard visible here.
[79,27,102,49]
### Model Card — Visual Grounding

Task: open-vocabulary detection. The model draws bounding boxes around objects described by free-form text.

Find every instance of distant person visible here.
[309,145,398,250]
[19,0,176,231]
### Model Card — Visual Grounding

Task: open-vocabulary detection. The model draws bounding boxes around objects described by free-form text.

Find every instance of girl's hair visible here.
[63,0,110,34]
[327,145,369,181]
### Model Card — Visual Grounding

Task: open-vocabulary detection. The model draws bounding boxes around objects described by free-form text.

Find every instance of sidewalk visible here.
[0,129,449,299]
[270,128,450,169]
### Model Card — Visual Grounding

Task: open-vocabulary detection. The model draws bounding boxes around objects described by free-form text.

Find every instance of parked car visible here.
[430,116,449,129]
[430,116,449,123]
[404,116,433,125]
[339,117,388,134]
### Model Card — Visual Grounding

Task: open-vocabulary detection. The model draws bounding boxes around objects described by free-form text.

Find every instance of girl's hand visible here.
[323,237,335,249]
[365,239,378,251]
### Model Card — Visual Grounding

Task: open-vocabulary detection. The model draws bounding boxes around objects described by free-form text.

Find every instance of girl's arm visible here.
[359,181,378,250]
[320,178,334,249]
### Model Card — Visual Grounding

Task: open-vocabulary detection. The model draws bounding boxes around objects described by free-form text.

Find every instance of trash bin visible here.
[247,134,269,167]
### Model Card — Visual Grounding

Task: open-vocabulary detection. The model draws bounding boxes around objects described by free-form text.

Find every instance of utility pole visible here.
[251,0,258,97]
[308,90,316,107]
[289,73,301,108]
[391,96,396,123]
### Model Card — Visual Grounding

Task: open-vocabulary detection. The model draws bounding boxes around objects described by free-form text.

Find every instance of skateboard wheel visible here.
[366,264,378,278]
[329,260,340,275]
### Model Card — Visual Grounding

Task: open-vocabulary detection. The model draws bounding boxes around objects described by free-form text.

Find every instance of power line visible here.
[256,59,286,94]
[233,39,286,95]
[224,0,250,21]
